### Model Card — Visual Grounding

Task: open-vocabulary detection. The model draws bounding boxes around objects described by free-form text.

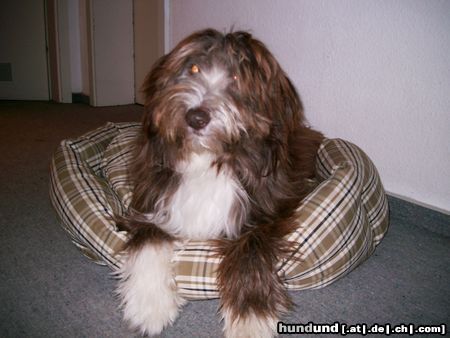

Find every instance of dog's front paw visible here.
[222,308,278,338]
[117,243,185,336]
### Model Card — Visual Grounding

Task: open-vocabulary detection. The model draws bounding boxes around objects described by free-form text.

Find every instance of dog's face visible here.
[142,29,304,158]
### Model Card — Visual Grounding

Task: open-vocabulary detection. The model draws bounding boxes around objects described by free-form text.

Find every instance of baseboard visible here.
[72,93,90,105]
[387,191,449,215]
[387,194,450,237]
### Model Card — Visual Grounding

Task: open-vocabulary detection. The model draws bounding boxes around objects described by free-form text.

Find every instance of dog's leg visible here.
[217,228,293,338]
[222,308,279,338]
[117,237,185,336]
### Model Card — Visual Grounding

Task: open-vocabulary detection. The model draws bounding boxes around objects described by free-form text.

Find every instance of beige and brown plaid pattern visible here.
[49,122,389,300]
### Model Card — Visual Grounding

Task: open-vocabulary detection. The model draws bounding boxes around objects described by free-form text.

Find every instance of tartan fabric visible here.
[49,122,389,300]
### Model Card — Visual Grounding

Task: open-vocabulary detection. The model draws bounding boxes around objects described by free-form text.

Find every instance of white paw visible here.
[222,308,278,338]
[117,243,185,336]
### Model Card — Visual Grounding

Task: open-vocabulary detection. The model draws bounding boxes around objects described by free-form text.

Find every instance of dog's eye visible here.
[231,74,240,88]
[190,64,200,74]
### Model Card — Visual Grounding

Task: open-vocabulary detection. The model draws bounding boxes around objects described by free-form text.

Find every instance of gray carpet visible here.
[1,101,449,337]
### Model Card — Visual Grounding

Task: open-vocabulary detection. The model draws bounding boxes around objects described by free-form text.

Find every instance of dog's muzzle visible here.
[185,108,211,130]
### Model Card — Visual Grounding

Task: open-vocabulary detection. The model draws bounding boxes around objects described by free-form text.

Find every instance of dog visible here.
[117,29,324,337]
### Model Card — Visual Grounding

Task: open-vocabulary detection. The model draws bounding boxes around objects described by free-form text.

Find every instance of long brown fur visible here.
[119,28,324,334]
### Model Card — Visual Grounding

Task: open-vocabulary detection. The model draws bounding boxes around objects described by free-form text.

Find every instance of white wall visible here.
[170,0,450,213]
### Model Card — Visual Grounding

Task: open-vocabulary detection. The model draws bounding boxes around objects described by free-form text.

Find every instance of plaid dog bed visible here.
[49,122,389,300]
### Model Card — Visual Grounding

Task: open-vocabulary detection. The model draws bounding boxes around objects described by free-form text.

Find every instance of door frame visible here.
[46,0,71,103]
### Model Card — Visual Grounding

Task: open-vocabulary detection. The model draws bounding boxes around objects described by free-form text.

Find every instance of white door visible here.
[0,0,49,100]
[88,0,135,107]
[133,0,165,105]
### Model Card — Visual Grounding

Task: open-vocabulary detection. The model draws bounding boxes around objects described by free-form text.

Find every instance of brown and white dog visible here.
[117,29,324,337]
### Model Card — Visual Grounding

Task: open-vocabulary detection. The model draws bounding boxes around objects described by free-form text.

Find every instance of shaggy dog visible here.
[117,29,324,337]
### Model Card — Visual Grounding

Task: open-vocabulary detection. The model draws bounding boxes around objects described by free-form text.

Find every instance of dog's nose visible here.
[185,108,211,130]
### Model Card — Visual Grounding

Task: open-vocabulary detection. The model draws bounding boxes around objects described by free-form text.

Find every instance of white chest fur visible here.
[155,153,248,240]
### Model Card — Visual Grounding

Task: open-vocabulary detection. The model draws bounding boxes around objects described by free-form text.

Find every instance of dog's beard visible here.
[139,65,254,239]
[145,152,249,239]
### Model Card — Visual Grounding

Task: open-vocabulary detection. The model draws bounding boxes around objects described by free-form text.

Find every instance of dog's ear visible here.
[240,34,316,181]
[249,38,305,129]
[139,51,171,134]
[140,48,188,136]
[141,55,167,104]
[229,32,305,130]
